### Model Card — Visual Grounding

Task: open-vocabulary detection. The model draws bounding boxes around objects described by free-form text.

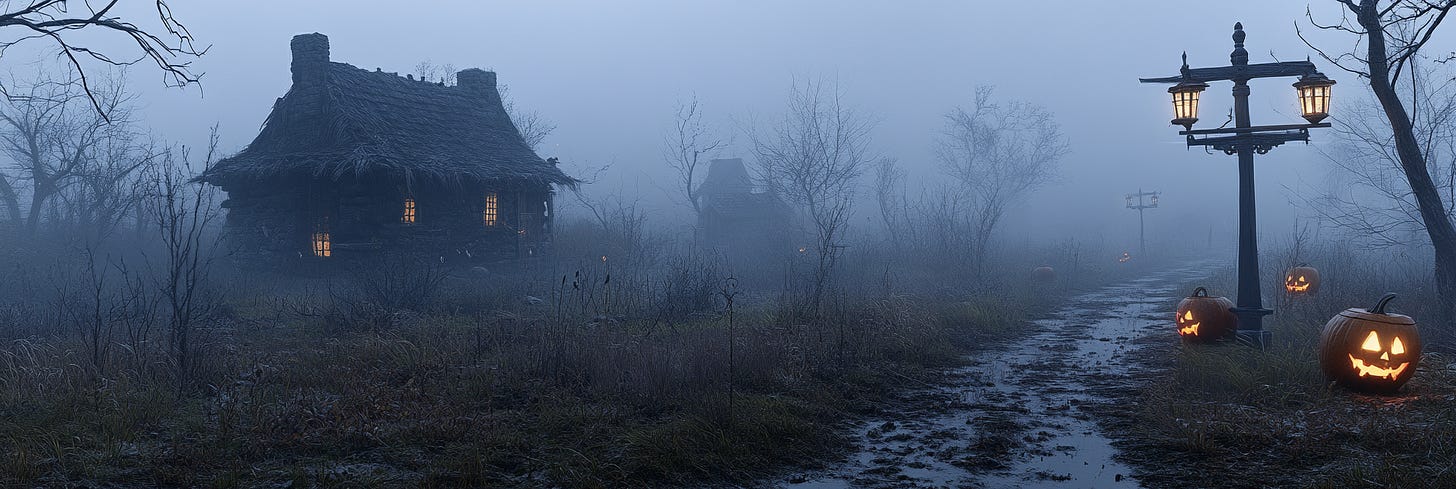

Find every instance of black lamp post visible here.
[1125,189,1160,255]
[1140,23,1335,348]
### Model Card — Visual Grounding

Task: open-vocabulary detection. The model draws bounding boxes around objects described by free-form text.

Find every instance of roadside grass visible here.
[0,260,1090,487]
[1115,262,1456,489]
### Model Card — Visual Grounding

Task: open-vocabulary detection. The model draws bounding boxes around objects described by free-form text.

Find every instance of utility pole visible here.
[1125,189,1159,255]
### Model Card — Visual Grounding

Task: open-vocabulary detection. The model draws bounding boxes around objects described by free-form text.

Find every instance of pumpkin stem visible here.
[1192,287,1208,297]
[1368,293,1398,314]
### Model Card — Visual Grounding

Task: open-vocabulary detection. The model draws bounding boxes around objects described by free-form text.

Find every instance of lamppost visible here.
[1140,23,1335,348]
[1125,189,1160,255]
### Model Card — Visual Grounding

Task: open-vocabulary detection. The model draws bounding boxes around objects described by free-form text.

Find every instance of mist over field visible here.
[0,1,1453,487]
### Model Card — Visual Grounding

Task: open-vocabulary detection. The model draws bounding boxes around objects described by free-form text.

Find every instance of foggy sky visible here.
[85,1,1449,253]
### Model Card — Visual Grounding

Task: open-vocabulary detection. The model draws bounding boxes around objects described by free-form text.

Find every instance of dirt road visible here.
[786,267,1207,488]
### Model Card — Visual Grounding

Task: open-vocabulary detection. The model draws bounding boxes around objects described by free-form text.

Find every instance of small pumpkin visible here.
[1175,287,1237,342]
[1284,264,1321,295]
[1031,266,1056,282]
[1318,293,1421,394]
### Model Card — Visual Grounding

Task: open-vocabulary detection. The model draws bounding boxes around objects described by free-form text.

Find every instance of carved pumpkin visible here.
[1175,287,1237,342]
[1031,266,1056,282]
[1318,293,1421,393]
[1284,264,1321,295]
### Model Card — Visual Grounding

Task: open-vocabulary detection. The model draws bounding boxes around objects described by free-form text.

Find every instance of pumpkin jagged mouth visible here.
[1348,354,1409,380]
[1286,283,1310,292]
[1178,323,1199,336]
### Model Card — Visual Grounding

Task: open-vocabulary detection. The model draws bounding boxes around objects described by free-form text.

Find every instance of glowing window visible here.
[402,197,416,224]
[311,231,331,257]
[483,192,498,226]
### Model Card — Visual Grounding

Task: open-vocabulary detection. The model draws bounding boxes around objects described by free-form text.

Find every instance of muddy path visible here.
[785,266,1209,488]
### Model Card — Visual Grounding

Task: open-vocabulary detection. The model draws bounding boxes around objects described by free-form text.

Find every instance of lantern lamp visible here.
[1294,71,1335,124]
[1169,79,1208,130]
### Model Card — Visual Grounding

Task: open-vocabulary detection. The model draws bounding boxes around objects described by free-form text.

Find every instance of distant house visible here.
[695,158,791,252]
[196,33,575,262]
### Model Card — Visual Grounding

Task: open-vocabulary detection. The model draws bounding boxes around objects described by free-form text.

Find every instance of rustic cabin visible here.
[695,158,791,253]
[196,33,575,262]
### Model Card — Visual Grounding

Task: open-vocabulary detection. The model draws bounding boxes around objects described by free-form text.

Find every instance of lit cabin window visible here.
[483,192,498,226]
[402,197,416,224]
[311,230,331,257]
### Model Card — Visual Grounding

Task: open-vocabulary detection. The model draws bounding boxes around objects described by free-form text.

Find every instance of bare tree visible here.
[1302,0,1456,319]
[663,95,722,215]
[144,128,220,389]
[873,157,909,246]
[413,60,456,85]
[499,84,556,151]
[0,0,204,119]
[1307,61,1456,250]
[936,86,1067,276]
[752,79,874,315]
[0,69,120,235]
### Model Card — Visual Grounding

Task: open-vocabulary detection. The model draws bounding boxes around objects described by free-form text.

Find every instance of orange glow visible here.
[483,192,498,226]
[1285,275,1311,293]
[311,232,331,257]
[1348,354,1408,380]
[402,197,416,224]
[1177,310,1199,336]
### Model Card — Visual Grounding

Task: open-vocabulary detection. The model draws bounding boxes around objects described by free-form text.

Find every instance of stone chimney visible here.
[456,68,497,95]
[290,33,329,85]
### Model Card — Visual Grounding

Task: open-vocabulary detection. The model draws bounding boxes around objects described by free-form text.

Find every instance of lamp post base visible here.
[1234,329,1272,349]
[1231,306,1274,349]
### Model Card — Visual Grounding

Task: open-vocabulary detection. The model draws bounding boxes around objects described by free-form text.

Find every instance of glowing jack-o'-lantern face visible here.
[1348,330,1409,380]
[1319,293,1422,394]
[1175,287,1236,343]
[1177,310,1199,336]
[1284,265,1321,295]
[1118,252,1132,263]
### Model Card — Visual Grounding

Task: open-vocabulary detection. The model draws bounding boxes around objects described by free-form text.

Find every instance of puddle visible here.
[786,266,1212,488]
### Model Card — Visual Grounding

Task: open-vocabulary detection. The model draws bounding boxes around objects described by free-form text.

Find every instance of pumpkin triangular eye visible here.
[1362,331,1382,352]
[1298,275,1306,281]
[1391,337,1405,355]
[1183,311,1194,321]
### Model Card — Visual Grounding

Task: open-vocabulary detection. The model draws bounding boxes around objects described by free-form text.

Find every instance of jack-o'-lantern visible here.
[1031,266,1056,282]
[1175,287,1236,342]
[1318,293,1421,393]
[1284,264,1321,295]
[1118,252,1132,263]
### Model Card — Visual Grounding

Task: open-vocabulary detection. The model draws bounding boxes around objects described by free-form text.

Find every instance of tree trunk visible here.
[0,173,19,225]
[26,180,55,236]
[1359,0,1456,321]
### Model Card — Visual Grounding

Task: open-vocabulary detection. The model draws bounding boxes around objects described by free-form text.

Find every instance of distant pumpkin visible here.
[1031,266,1056,282]
[1118,252,1132,263]
[1318,293,1421,394]
[1284,264,1321,295]
[1175,287,1237,342]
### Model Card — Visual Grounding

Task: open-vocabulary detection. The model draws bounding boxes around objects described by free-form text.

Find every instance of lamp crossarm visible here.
[1185,130,1311,155]
[1139,60,1318,84]
[1180,122,1330,136]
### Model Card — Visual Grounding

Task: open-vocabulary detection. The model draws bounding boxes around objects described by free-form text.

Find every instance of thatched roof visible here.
[197,33,575,189]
